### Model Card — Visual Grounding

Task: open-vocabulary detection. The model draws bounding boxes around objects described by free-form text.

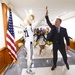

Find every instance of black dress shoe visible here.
[66,64,69,70]
[51,65,56,70]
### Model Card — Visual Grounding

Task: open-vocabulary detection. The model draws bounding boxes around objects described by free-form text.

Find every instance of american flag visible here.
[6,9,17,61]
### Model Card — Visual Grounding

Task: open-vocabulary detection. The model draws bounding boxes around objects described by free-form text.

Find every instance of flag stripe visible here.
[7,41,16,53]
[6,36,16,50]
[6,37,16,51]
[7,45,17,58]
[7,30,15,42]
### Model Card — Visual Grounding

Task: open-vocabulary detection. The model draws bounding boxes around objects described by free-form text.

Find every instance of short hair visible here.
[56,18,62,23]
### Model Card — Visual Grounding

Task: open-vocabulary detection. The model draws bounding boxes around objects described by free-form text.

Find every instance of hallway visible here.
[4,45,75,75]
[0,0,75,75]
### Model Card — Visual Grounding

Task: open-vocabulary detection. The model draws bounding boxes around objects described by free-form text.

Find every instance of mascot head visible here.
[26,13,35,25]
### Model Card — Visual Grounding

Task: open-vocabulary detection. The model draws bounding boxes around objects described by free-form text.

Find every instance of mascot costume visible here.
[21,10,45,74]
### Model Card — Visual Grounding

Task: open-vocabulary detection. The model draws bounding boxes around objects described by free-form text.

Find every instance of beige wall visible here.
[61,17,75,39]
[12,12,23,41]
[0,3,5,49]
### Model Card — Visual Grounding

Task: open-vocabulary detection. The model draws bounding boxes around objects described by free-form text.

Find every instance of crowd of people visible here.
[33,28,52,54]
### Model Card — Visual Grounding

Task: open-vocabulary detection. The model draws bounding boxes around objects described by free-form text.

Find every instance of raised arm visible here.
[45,7,53,28]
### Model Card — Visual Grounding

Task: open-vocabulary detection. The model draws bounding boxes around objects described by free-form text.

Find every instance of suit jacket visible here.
[45,16,70,49]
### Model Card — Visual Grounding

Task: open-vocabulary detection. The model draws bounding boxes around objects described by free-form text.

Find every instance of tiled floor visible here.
[21,65,75,75]
[33,45,71,59]
[3,45,75,75]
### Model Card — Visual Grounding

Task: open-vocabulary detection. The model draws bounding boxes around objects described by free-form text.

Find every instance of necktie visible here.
[57,27,60,33]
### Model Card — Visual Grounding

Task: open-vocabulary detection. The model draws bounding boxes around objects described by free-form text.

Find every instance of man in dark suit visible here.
[45,7,70,70]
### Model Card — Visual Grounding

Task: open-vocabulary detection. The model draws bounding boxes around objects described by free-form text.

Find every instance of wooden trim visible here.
[0,64,7,75]
[70,40,75,50]
[0,47,7,51]
[0,46,13,74]
[16,37,24,51]
[2,3,9,46]
[0,46,7,74]
[0,40,23,74]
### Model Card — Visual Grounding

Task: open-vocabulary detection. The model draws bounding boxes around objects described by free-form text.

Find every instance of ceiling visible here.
[1,0,75,22]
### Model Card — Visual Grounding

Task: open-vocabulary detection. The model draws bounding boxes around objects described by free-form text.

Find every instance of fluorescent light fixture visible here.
[24,9,33,15]
[58,11,68,17]
[29,9,33,14]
